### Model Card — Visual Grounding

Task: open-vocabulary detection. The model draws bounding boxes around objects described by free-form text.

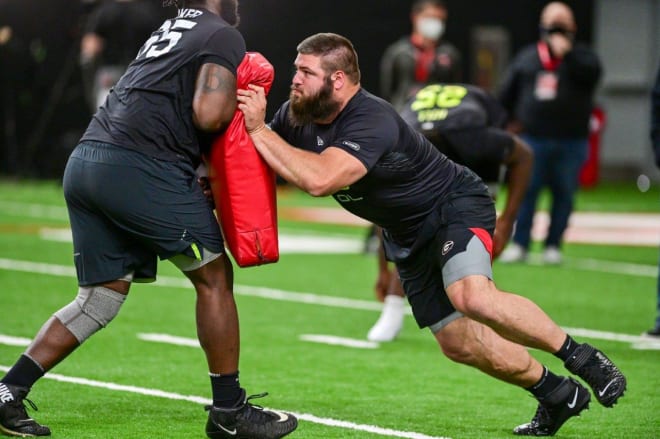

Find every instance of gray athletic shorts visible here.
[63,142,224,286]
[396,193,496,330]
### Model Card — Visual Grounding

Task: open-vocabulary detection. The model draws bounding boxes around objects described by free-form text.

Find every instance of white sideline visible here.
[0,365,450,439]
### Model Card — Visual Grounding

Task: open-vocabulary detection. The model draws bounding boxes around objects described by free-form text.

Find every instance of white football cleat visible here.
[543,246,562,265]
[367,295,405,342]
[498,243,527,263]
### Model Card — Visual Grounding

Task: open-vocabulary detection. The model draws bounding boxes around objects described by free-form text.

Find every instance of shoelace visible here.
[242,392,287,423]
[203,392,269,412]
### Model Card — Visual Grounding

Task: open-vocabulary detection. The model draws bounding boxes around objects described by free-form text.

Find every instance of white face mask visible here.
[417,17,445,41]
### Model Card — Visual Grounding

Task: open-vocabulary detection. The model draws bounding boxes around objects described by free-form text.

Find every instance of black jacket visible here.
[498,41,602,138]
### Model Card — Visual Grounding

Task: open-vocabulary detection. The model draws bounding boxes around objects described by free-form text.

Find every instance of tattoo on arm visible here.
[197,63,235,95]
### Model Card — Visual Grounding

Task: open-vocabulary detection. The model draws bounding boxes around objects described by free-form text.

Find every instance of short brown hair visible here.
[296,33,361,84]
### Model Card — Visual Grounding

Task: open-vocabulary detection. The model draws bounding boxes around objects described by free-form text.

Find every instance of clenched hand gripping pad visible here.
[208,52,278,267]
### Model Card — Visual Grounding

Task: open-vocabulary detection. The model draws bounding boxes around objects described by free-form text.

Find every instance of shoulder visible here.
[567,43,601,61]
[347,90,397,118]
[206,24,245,47]
[383,37,413,56]
[339,90,400,134]
[513,43,538,60]
[437,41,461,56]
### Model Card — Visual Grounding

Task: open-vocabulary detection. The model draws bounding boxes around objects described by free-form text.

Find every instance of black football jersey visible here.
[270,89,470,247]
[82,8,246,167]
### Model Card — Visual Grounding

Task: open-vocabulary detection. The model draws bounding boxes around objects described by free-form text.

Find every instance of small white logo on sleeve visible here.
[317,136,325,146]
[442,241,454,255]
[341,140,360,151]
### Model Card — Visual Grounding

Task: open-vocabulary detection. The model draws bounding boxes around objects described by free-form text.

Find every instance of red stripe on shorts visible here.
[469,227,493,260]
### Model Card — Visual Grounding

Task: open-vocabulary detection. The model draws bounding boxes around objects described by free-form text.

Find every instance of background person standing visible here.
[379,0,462,112]
[497,1,602,265]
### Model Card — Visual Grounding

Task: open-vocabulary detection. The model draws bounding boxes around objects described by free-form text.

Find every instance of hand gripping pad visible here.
[208,52,278,267]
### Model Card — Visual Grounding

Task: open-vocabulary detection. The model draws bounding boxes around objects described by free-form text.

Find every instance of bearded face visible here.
[219,0,239,26]
[288,74,341,126]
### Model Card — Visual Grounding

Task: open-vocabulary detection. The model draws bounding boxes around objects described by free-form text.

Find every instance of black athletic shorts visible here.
[395,181,496,329]
[63,142,224,286]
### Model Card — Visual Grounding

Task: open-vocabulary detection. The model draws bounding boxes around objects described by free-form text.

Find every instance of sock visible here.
[526,366,564,399]
[210,371,241,408]
[553,335,580,362]
[2,354,45,389]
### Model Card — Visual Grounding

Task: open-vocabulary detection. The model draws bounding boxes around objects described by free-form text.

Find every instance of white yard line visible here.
[1,199,659,247]
[0,365,451,439]
[298,334,380,349]
[0,256,658,351]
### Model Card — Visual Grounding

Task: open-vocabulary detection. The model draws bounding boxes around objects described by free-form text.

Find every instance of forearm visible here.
[249,126,333,196]
[501,140,532,222]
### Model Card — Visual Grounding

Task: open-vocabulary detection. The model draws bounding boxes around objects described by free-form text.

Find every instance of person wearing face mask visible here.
[379,0,462,112]
[497,1,602,265]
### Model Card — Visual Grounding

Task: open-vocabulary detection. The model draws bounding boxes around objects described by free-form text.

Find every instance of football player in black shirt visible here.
[0,1,297,438]
[238,32,626,437]
[367,82,533,343]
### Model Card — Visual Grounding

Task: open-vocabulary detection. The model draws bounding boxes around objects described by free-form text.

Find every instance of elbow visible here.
[304,183,331,198]
[303,178,335,197]
[194,111,233,133]
[193,100,235,133]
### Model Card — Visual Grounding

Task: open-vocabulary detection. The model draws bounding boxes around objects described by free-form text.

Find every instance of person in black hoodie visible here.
[497,1,601,265]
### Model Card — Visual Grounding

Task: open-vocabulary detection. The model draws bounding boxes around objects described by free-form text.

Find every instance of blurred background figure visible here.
[497,1,602,265]
[368,82,533,342]
[647,63,660,338]
[379,0,462,112]
[365,0,463,253]
[80,0,170,112]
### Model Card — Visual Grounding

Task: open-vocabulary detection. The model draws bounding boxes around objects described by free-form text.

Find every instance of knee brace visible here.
[54,286,126,343]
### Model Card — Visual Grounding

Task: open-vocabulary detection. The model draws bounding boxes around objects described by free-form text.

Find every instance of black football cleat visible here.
[564,343,627,407]
[0,383,51,437]
[513,377,590,436]
[205,389,297,439]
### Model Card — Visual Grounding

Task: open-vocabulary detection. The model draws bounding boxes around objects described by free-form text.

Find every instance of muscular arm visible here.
[248,126,367,196]
[494,135,533,258]
[193,63,237,132]
[237,85,368,196]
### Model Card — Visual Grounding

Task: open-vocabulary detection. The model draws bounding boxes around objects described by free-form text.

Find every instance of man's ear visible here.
[332,71,346,90]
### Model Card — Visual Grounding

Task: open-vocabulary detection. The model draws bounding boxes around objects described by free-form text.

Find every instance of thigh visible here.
[64,142,225,284]
[64,150,156,285]
[397,194,496,329]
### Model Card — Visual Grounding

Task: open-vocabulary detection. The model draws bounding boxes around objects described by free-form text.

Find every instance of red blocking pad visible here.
[208,52,278,267]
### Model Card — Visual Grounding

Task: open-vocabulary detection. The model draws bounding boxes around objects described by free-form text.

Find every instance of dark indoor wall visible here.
[238,0,594,119]
[0,0,594,178]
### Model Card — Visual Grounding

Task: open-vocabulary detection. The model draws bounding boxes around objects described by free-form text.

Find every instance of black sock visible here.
[2,354,45,389]
[526,366,564,399]
[210,371,241,408]
[553,335,580,362]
